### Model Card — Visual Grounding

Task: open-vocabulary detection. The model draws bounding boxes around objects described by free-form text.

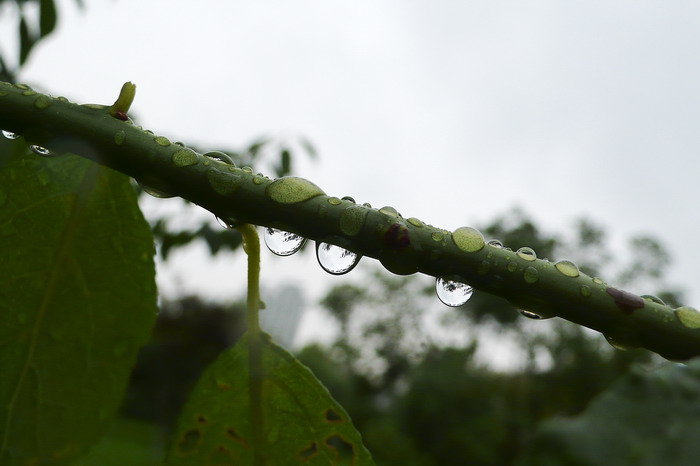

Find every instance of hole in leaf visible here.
[325,434,354,462]
[299,442,318,460]
[197,415,207,424]
[226,427,249,447]
[325,408,343,423]
[177,429,200,454]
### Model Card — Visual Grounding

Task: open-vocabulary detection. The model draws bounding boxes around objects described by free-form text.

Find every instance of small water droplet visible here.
[30,145,53,157]
[477,260,491,275]
[204,151,234,165]
[264,228,306,256]
[362,202,372,208]
[580,285,592,297]
[139,182,175,198]
[114,130,126,145]
[487,239,503,248]
[431,232,444,242]
[242,166,253,174]
[452,226,485,253]
[554,260,580,277]
[523,266,539,284]
[327,197,342,205]
[341,196,355,204]
[407,217,424,228]
[592,277,606,285]
[22,89,37,96]
[2,130,19,139]
[519,310,543,320]
[172,149,199,167]
[516,247,536,261]
[675,306,700,329]
[154,136,171,146]
[605,335,632,351]
[435,278,473,307]
[14,83,30,90]
[216,215,239,229]
[34,95,51,110]
[316,242,361,275]
[253,175,265,184]
[641,295,665,305]
[507,262,518,272]
[379,206,399,217]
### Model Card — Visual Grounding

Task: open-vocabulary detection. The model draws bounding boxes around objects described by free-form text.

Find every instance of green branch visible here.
[2,80,700,360]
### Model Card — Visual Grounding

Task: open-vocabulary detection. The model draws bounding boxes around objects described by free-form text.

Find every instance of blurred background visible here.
[2,1,698,464]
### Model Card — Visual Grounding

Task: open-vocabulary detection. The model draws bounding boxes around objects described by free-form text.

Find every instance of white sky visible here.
[4,1,700,355]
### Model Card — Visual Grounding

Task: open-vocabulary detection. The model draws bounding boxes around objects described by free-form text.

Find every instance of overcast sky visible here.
[5,1,700,350]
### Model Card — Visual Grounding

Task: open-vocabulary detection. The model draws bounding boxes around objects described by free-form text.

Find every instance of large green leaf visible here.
[519,358,700,466]
[0,141,158,464]
[168,334,375,465]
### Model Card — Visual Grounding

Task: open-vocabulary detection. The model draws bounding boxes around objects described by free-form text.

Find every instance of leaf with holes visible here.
[0,144,158,464]
[168,334,374,465]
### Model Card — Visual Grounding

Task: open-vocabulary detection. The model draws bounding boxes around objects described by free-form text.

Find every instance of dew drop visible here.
[264,228,306,256]
[487,239,503,248]
[215,216,239,229]
[516,247,537,261]
[204,151,234,165]
[604,334,638,351]
[30,145,53,157]
[435,278,473,307]
[641,294,665,305]
[507,262,518,273]
[362,202,372,208]
[339,206,368,236]
[675,306,700,329]
[592,277,606,285]
[580,285,592,297]
[407,217,424,228]
[523,266,539,284]
[139,182,175,198]
[34,95,51,110]
[253,175,266,184]
[242,166,253,174]
[266,177,325,204]
[327,197,342,205]
[452,226,485,253]
[554,260,580,277]
[172,149,199,167]
[520,310,543,320]
[2,130,19,139]
[431,232,444,242]
[114,130,126,145]
[341,196,356,203]
[22,90,37,96]
[154,136,171,146]
[316,242,361,275]
[379,206,399,217]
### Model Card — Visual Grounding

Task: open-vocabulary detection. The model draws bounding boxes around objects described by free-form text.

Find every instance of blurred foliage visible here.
[0,0,84,82]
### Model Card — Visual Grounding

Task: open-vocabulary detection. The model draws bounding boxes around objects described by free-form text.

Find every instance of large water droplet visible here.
[316,242,361,275]
[2,130,19,139]
[516,247,536,261]
[675,306,700,329]
[267,177,325,204]
[30,145,53,157]
[264,228,306,256]
[435,278,473,307]
[554,260,580,277]
[452,226,485,253]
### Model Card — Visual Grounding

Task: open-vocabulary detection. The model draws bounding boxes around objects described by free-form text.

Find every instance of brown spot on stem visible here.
[113,110,128,121]
[606,287,645,314]
[383,223,410,249]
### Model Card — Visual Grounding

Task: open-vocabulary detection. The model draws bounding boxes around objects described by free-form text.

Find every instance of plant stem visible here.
[235,223,265,465]
[2,80,700,361]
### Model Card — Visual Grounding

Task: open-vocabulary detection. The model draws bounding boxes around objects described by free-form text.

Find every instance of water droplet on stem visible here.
[264,228,306,256]
[316,242,361,275]
[2,130,19,139]
[30,145,53,157]
[435,278,473,307]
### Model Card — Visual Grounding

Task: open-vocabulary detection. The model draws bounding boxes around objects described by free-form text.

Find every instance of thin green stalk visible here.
[235,223,266,465]
[2,80,700,361]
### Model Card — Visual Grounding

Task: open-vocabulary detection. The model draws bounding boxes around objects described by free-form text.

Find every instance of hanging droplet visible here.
[264,228,306,256]
[30,145,53,157]
[520,310,543,320]
[2,129,19,139]
[435,278,473,307]
[487,239,503,248]
[316,242,361,275]
[516,247,536,261]
[215,215,239,229]
[139,182,175,198]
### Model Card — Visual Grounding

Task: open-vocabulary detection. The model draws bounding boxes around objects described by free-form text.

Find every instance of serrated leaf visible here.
[39,0,58,38]
[519,359,700,466]
[0,146,158,465]
[168,335,374,465]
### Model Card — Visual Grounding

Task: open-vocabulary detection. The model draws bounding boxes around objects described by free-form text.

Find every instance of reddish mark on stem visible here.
[113,110,128,121]
[384,223,410,249]
[606,287,645,314]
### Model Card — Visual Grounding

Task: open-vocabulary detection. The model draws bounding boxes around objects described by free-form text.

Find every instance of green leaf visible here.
[168,335,375,465]
[519,359,700,466]
[18,13,35,66]
[39,0,57,38]
[0,145,158,464]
